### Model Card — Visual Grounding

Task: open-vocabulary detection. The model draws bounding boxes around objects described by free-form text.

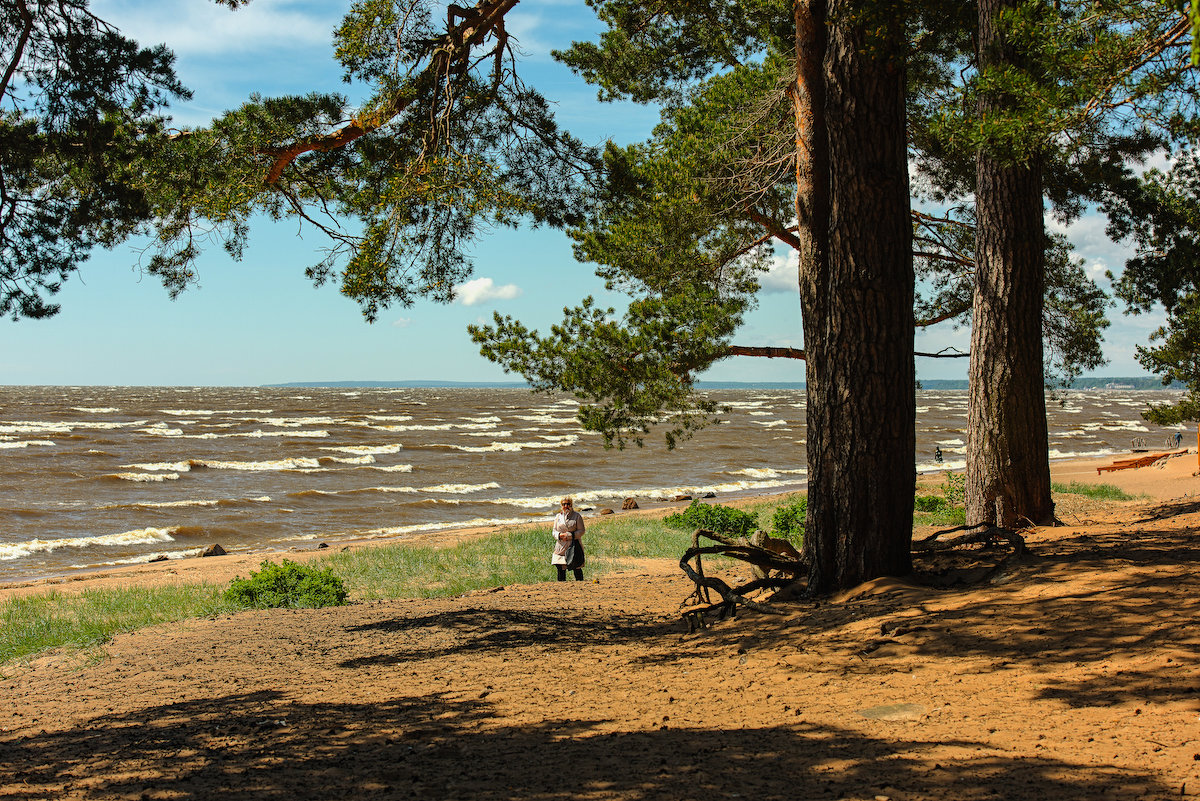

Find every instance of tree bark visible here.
[967,0,1054,528]
[798,0,915,594]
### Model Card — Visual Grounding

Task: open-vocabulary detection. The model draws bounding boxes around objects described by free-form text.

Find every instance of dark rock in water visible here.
[673,494,693,502]
[599,508,615,515]
[317,542,330,549]
[580,505,595,511]
[622,497,639,510]
[200,543,227,557]
[147,554,169,563]
[702,492,716,499]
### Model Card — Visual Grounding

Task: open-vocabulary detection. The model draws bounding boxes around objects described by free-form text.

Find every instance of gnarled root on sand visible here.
[679,523,1029,630]
[679,528,803,632]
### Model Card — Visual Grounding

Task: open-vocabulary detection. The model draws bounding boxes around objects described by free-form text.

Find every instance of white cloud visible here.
[453,277,523,306]
[93,0,340,57]
[391,317,412,328]
[760,251,799,294]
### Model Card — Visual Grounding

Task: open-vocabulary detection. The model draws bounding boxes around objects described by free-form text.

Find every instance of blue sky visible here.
[0,0,1165,386]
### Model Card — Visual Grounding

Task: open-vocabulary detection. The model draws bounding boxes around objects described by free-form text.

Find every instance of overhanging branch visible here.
[261,0,520,186]
[727,345,806,360]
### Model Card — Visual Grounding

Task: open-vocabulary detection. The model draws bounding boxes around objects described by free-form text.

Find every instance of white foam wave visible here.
[419,482,501,494]
[322,444,404,455]
[1048,447,1118,460]
[138,426,184,436]
[141,429,329,440]
[0,440,55,449]
[367,464,414,472]
[361,516,534,538]
[369,422,500,432]
[108,472,181,482]
[326,455,377,465]
[71,407,118,413]
[917,459,966,473]
[0,527,177,560]
[347,485,420,494]
[485,478,801,510]
[254,416,339,427]
[193,457,321,471]
[125,461,191,472]
[1077,422,1150,433]
[83,547,208,567]
[0,420,127,434]
[158,409,217,416]
[752,420,789,428]
[365,415,415,422]
[103,496,272,509]
[725,467,806,479]
[445,438,577,453]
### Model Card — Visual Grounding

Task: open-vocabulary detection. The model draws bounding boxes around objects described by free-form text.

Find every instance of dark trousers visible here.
[556,566,584,581]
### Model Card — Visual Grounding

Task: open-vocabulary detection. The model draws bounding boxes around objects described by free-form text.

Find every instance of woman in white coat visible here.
[551,497,585,581]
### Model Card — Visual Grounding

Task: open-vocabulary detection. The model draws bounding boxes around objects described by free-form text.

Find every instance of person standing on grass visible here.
[551,497,585,581]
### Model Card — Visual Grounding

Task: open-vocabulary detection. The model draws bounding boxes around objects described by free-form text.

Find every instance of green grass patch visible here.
[1051,481,1144,501]
[11,490,982,665]
[0,584,236,665]
[320,515,723,600]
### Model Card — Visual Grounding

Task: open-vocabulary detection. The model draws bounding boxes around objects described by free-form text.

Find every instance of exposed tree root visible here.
[679,529,803,631]
[911,522,1028,586]
[679,522,1030,630]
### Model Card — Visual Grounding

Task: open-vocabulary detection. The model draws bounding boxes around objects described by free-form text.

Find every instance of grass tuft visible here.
[0,584,235,665]
[1051,481,1144,501]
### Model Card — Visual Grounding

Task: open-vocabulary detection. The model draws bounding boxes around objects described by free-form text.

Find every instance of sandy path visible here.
[2,452,1199,800]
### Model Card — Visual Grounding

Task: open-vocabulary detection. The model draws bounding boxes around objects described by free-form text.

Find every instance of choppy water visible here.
[0,385,1184,582]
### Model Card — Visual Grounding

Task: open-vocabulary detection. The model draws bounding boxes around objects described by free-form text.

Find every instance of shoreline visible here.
[4,449,1195,600]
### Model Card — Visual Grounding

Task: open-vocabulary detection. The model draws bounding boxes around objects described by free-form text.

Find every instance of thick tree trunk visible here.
[967,0,1054,528]
[798,0,915,594]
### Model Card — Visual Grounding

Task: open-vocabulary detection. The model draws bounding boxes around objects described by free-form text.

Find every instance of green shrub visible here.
[914,494,948,512]
[224,560,348,609]
[771,496,807,541]
[940,471,966,506]
[663,500,758,537]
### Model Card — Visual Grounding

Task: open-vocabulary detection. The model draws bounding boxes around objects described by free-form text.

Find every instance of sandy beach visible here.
[3,451,1199,800]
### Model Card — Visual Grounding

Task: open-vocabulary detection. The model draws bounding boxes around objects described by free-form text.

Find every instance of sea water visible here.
[0,385,1183,582]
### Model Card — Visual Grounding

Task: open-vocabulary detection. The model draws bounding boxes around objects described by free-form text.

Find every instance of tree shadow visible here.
[0,688,1172,800]
[341,607,677,668]
[810,516,1200,710]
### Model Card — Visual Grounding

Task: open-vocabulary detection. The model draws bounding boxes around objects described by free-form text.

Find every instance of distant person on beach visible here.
[551,497,585,581]
[934,446,943,464]
[1175,432,1183,448]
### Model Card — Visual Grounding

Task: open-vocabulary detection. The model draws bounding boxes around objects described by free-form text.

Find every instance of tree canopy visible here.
[1,0,188,319]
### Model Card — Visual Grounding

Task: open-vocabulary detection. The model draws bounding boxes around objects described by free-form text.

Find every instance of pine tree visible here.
[0,0,188,318]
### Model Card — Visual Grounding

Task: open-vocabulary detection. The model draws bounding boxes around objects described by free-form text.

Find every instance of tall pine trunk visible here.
[967,0,1054,528]
[799,0,915,593]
